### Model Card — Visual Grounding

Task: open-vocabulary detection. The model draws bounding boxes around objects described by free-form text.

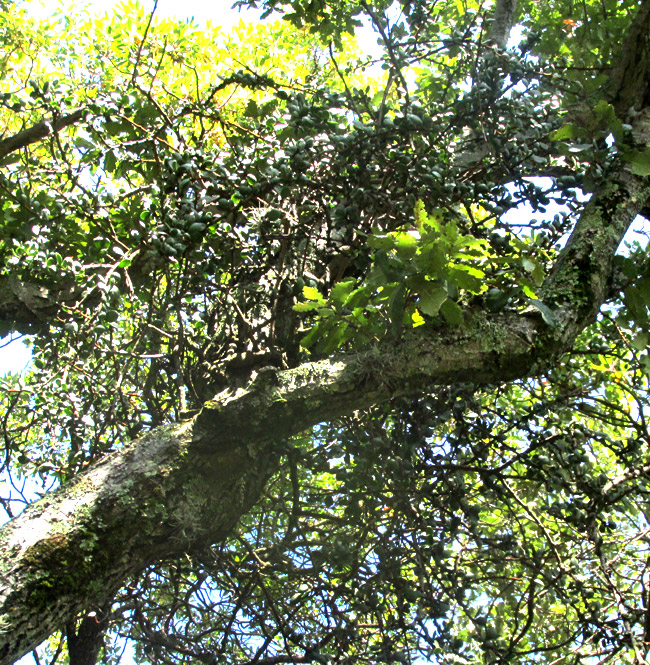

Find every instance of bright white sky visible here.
[22,0,264,27]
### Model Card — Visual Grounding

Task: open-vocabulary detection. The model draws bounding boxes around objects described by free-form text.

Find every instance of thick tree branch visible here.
[0,311,541,665]
[606,0,650,113]
[487,0,518,49]
[0,276,81,334]
[0,109,85,161]
[2,5,650,663]
[2,136,650,660]
[2,99,650,663]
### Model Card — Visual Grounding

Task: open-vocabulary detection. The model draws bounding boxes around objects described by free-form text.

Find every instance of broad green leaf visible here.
[368,235,397,251]
[631,332,649,351]
[388,283,406,335]
[418,285,448,316]
[625,285,648,321]
[549,123,582,141]
[303,285,325,302]
[440,299,463,326]
[317,321,349,354]
[639,277,650,307]
[623,150,650,176]
[417,243,447,278]
[294,300,324,312]
[485,288,511,312]
[394,232,418,259]
[330,279,357,306]
[526,298,557,327]
[447,267,483,293]
[104,150,117,173]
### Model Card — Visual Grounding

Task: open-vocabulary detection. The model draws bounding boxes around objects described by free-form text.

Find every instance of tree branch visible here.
[0,109,85,161]
[0,311,539,665]
[606,0,650,113]
[2,98,650,659]
[2,5,650,664]
[487,0,518,49]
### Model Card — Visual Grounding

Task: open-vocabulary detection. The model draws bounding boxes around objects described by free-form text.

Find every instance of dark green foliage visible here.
[3,1,650,664]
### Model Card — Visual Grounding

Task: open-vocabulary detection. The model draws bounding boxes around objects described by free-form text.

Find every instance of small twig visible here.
[130,0,159,87]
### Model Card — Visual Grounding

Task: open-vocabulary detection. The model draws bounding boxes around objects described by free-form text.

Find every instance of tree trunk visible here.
[1,144,649,662]
[2,5,650,660]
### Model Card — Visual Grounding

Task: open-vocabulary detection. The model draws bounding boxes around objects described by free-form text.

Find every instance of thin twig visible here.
[130,0,159,87]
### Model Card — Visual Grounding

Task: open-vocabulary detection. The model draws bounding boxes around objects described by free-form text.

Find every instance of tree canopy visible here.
[3,0,650,664]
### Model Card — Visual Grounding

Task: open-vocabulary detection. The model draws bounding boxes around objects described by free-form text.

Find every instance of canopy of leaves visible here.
[3,0,650,663]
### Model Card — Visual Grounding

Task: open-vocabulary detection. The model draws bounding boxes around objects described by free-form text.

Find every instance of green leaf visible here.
[330,279,357,306]
[521,257,536,273]
[394,232,418,259]
[485,288,511,312]
[623,150,650,176]
[549,123,582,141]
[526,298,556,326]
[244,99,259,118]
[532,262,545,287]
[418,285,448,316]
[447,267,483,293]
[303,285,325,302]
[631,332,649,351]
[317,321,349,354]
[638,277,650,306]
[104,150,117,174]
[624,285,647,321]
[417,243,447,278]
[300,324,322,349]
[294,301,324,312]
[440,299,463,326]
[368,234,396,251]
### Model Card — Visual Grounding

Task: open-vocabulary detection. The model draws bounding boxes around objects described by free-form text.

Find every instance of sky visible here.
[22,0,265,27]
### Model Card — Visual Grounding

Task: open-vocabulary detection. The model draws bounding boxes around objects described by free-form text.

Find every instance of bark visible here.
[487,0,518,49]
[0,251,170,335]
[1,143,650,663]
[606,0,650,113]
[1,5,650,664]
[66,610,109,665]
[0,276,81,334]
[0,109,85,161]
[0,312,537,665]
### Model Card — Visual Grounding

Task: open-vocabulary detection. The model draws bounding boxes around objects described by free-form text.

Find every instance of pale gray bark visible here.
[2,136,650,662]
[487,0,518,49]
[0,311,538,665]
[2,4,650,663]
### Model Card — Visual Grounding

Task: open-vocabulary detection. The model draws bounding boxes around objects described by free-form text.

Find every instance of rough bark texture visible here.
[2,4,650,664]
[606,0,650,113]
[0,109,85,161]
[0,253,170,335]
[487,0,518,49]
[2,143,650,661]
[0,277,80,334]
[0,312,541,665]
